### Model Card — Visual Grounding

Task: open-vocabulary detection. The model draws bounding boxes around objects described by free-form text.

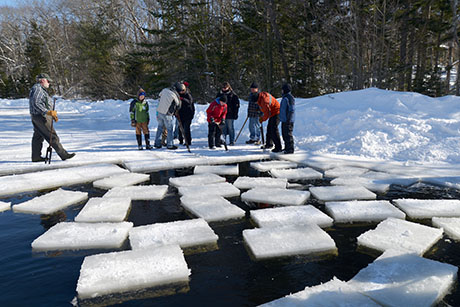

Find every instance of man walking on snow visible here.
[29,73,75,162]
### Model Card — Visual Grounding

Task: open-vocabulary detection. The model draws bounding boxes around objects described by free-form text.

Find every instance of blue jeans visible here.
[248,116,260,141]
[222,119,235,143]
[155,112,174,147]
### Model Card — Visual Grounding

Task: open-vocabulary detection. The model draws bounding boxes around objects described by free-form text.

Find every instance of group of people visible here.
[28,73,295,163]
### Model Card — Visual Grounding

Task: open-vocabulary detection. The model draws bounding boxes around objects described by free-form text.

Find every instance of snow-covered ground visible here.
[1,87,460,174]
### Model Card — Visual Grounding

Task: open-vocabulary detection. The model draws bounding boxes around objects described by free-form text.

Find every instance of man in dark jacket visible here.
[177,83,194,146]
[217,82,239,145]
[29,73,75,162]
[279,83,295,154]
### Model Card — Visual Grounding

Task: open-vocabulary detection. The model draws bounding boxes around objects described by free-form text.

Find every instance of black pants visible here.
[282,122,294,153]
[31,114,69,160]
[178,118,192,145]
[266,114,281,150]
[208,122,222,148]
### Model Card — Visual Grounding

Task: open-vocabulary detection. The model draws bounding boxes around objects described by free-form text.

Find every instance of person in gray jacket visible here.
[154,82,184,149]
[29,73,75,162]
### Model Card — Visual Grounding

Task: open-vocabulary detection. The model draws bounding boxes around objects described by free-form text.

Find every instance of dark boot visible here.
[136,134,143,150]
[145,134,153,149]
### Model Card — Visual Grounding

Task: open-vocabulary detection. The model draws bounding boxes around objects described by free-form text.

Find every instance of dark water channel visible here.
[1,162,460,306]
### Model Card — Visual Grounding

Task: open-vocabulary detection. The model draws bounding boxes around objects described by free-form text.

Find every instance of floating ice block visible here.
[243,224,337,260]
[31,221,133,251]
[13,189,88,215]
[0,201,11,212]
[270,167,323,181]
[348,249,458,307]
[241,187,310,206]
[393,198,460,219]
[178,182,240,198]
[169,173,226,188]
[325,200,406,224]
[250,161,298,172]
[93,172,150,190]
[75,197,131,223]
[260,277,380,307]
[76,244,191,300]
[129,218,218,250]
[194,165,239,176]
[104,185,168,200]
[250,205,333,228]
[309,186,376,202]
[324,166,368,178]
[233,176,287,190]
[432,217,460,241]
[330,177,390,194]
[180,195,245,222]
[357,218,443,255]
[0,164,128,197]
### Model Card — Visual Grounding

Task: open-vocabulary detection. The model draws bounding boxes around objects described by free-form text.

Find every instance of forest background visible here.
[1,0,459,103]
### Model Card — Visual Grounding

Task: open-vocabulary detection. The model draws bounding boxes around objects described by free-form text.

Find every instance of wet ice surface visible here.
[92,172,150,190]
[261,277,380,307]
[0,200,11,212]
[393,198,460,219]
[77,244,190,300]
[241,187,310,206]
[31,221,133,251]
[4,156,460,306]
[357,218,443,255]
[310,185,377,202]
[432,217,460,241]
[178,182,241,197]
[243,224,337,260]
[193,164,239,176]
[103,185,168,200]
[12,189,88,215]
[129,218,219,250]
[250,205,333,228]
[325,200,406,224]
[74,197,131,223]
[180,195,245,222]
[348,249,458,306]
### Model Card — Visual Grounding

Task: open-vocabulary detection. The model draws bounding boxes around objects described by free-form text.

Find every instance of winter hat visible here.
[218,94,227,103]
[174,82,186,92]
[282,83,292,94]
[37,73,53,82]
[250,82,258,89]
[137,88,146,97]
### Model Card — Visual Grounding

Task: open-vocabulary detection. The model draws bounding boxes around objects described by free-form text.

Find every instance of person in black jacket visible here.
[217,81,240,145]
[176,81,195,146]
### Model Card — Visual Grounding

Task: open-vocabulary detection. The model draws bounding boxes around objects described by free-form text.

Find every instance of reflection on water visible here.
[0,162,460,306]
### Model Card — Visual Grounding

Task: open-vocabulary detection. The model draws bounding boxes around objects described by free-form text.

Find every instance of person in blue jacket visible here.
[279,83,295,154]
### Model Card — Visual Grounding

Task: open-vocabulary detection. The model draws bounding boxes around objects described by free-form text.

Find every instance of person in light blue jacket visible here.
[279,83,295,154]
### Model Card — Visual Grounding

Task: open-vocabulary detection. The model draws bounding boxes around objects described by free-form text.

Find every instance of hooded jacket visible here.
[129,98,150,123]
[257,92,280,122]
[206,97,227,124]
[157,88,181,115]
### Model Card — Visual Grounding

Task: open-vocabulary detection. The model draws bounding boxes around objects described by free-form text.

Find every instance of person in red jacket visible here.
[257,91,282,152]
[206,95,228,149]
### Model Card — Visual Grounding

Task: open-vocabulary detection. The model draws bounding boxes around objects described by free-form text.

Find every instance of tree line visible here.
[0,0,459,102]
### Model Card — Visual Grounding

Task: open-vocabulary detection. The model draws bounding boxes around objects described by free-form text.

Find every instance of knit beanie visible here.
[250,82,258,89]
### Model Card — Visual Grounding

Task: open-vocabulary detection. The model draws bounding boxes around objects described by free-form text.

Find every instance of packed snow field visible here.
[2,88,460,305]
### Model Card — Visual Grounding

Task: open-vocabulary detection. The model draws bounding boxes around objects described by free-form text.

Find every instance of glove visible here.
[131,120,136,127]
[259,117,263,123]
[47,110,58,122]
[210,117,215,123]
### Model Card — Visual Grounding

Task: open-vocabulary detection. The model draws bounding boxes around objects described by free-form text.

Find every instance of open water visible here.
[1,162,460,306]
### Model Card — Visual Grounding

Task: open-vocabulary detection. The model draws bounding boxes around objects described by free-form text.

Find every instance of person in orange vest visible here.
[257,91,282,152]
